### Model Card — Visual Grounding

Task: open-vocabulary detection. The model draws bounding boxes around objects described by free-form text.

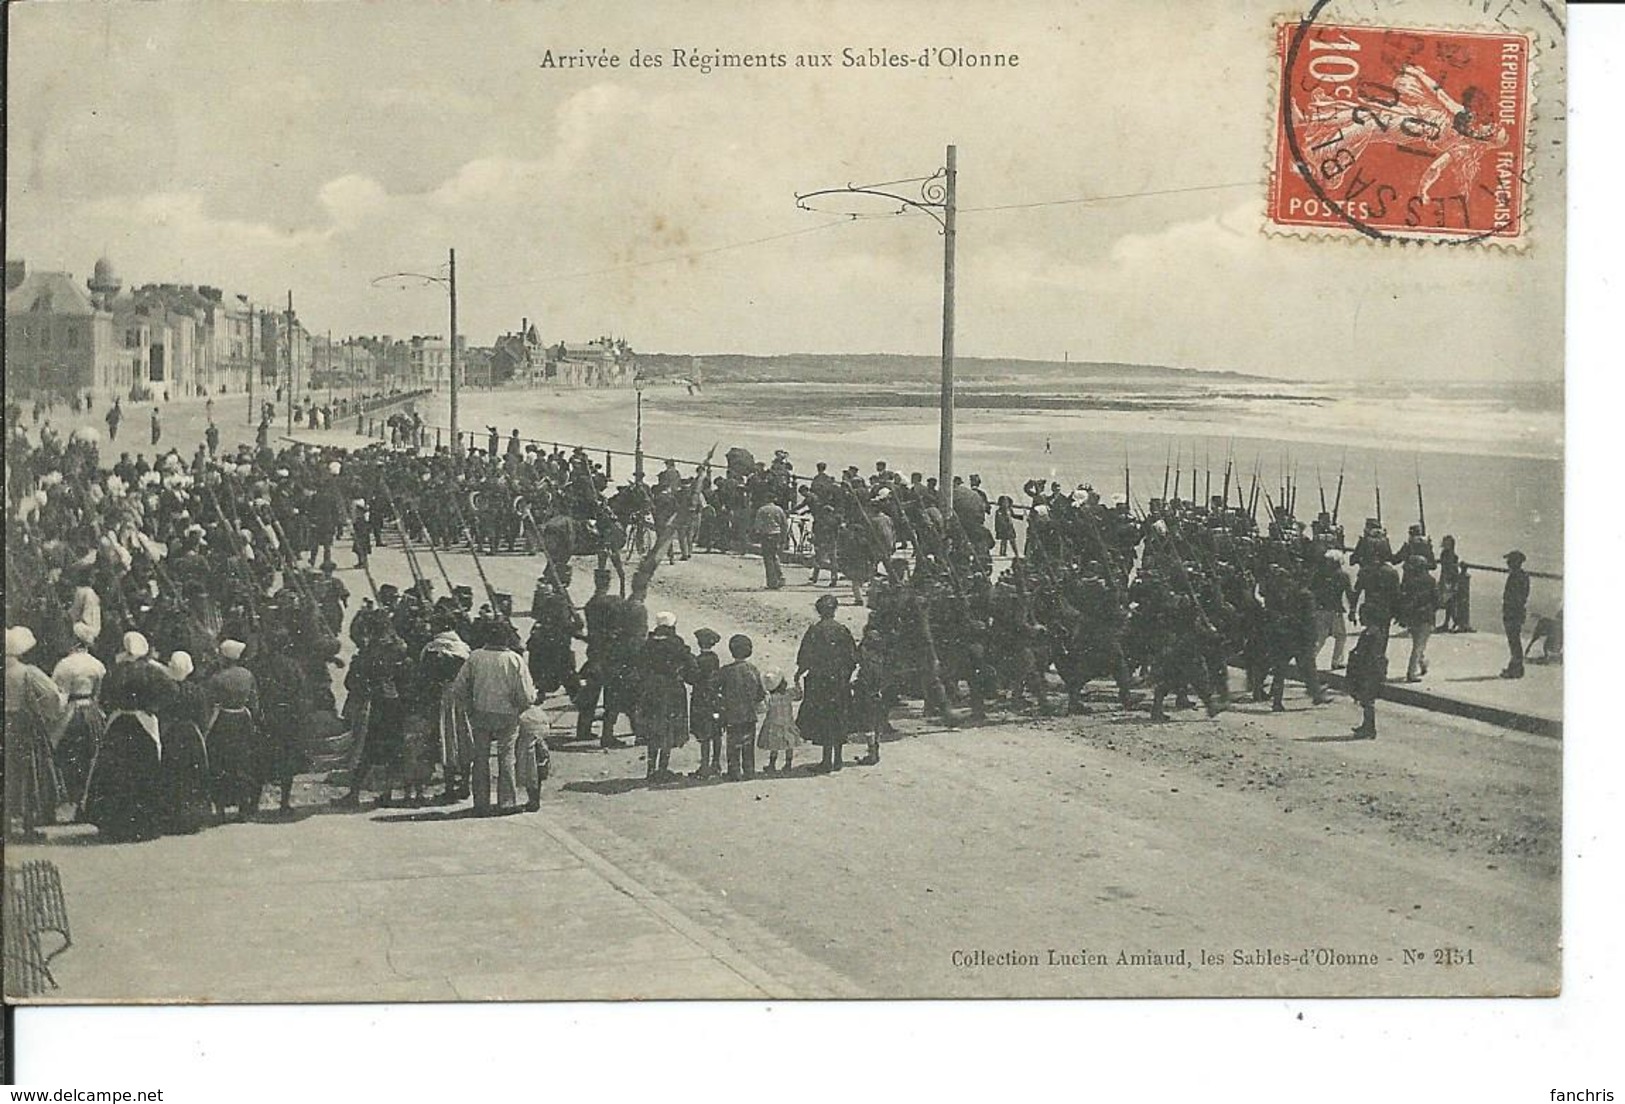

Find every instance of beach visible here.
[418,377,1566,617]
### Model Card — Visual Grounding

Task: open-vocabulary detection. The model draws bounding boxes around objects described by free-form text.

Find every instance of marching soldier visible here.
[527,568,582,702]
[575,568,627,747]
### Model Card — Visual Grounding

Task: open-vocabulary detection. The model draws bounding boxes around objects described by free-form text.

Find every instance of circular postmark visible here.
[1274,0,1562,245]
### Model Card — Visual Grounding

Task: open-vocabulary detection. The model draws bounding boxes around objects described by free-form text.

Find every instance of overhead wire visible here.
[380,178,1263,295]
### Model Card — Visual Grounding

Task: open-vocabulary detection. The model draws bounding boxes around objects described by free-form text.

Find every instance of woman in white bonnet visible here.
[159,650,213,834]
[204,638,262,821]
[82,631,174,842]
[636,611,695,783]
[50,619,108,814]
[5,626,67,841]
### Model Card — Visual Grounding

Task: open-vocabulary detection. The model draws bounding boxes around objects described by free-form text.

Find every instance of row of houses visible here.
[5,256,639,401]
[4,256,312,401]
[484,323,635,388]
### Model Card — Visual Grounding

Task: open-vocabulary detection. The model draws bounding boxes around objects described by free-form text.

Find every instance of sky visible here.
[5,0,1566,381]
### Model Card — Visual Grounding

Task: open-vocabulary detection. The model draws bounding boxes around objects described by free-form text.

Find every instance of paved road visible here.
[7,539,1559,1002]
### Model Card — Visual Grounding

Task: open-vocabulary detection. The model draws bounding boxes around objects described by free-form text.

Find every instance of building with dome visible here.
[5,259,125,396]
[5,256,273,401]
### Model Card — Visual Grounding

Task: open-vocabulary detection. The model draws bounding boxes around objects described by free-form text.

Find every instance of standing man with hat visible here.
[1500,550,1530,679]
[753,495,789,590]
[452,619,541,815]
[574,567,626,747]
[527,567,582,702]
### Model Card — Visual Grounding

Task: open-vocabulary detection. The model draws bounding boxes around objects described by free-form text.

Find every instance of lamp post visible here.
[633,375,645,481]
[797,145,958,499]
[285,290,295,436]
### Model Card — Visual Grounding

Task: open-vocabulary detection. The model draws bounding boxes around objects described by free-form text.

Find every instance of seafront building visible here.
[6,256,295,402]
[6,254,638,401]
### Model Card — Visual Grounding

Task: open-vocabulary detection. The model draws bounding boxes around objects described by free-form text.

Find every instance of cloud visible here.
[1108,202,1261,265]
[318,175,391,228]
[4,0,1563,381]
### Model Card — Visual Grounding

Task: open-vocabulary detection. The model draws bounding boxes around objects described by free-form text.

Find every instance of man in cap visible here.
[527,567,582,701]
[1390,523,1436,569]
[1500,550,1530,679]
[316,561,350,634]
[575,567,628,747]
[752,494,789,590]
[451,618,540,815]
[1345,545,1401,739]
[968,473,989,509]
[1399,554,1439,682]
[1309,549,1354,671]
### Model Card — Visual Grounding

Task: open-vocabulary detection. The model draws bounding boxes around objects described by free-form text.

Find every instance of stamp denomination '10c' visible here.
[1271,21,1532,244]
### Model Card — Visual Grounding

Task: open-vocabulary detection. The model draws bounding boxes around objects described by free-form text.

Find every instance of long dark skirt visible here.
[797,671,852,747]
[363,696,406,766]
[637,677,690,752]
[207,707,260,810]
[161,719,212,834]
[261,702,305,785]
[55,700,105,808]
[5,710,64,833]
[82,715,165,842]
[353,695,406,791]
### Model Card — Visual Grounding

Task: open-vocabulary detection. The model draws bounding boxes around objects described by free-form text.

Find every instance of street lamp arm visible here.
[794,149,957,506]
[370,271,450,288]
[794,183,948,232]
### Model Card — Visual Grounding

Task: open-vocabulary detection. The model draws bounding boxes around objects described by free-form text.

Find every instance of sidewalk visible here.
[1317,623,1562,736]
[8,800,825,1003]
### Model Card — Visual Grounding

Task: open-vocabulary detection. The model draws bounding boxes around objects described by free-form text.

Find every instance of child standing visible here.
[756,671,802,773]
[852,623,889,766]
[689,628,724,778]
[718,634,764,781]
[994,495,1019,559]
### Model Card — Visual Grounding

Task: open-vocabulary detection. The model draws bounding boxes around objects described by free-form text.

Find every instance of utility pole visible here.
[371,249,459,452]
[796,147,958,504]
[241,296,254,426]
[285,290,294,435]
[449,247,459,456]
[938,143,957,504]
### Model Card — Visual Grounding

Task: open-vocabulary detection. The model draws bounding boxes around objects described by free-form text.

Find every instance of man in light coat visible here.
[452,620,540,814]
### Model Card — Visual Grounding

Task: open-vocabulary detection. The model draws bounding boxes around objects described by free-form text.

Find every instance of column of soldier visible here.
[5,409,1477,843]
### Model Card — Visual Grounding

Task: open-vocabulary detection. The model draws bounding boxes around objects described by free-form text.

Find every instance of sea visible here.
[441,373,1564,614]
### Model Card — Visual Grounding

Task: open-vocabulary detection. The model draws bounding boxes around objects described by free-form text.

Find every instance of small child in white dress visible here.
[756,670,802,773]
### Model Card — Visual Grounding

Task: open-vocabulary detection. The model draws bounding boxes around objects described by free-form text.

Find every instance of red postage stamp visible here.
[1270,21,1532,244]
